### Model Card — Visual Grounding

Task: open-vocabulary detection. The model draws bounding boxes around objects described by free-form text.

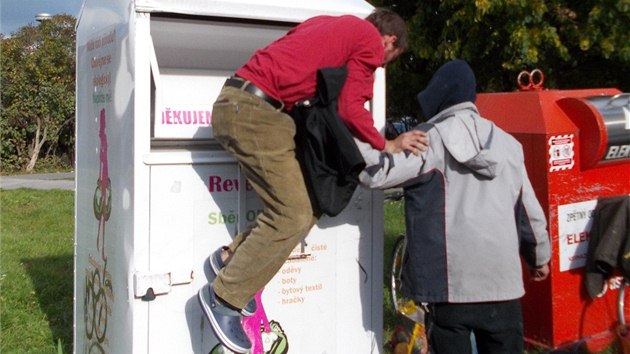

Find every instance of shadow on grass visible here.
[22,254,74,354]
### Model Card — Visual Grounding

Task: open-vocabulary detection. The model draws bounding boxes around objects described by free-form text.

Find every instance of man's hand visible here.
[529,264,550,281]
[384,130,429,156]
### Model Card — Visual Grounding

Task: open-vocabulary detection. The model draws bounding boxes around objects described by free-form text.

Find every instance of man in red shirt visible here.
[198,8,428,353]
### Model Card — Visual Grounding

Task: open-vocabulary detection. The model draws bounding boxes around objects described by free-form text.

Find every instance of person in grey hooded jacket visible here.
[358,59,551,353]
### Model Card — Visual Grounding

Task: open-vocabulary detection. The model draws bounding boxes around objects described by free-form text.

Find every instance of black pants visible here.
[427,300,524,354]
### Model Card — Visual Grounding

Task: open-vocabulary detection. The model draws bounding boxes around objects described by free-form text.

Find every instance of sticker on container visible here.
[557,199,597,271]
[155,104,213,139]
[603,144,630,161]
[548,134,575,172]
[153,73,229,139]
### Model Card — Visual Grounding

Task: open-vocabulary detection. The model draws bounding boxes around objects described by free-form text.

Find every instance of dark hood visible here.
[417,59,477,119]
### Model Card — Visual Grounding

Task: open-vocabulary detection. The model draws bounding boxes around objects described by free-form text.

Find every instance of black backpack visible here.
[291,66,366,217]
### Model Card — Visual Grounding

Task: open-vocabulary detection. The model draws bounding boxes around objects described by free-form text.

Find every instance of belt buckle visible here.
[232,76,248,90]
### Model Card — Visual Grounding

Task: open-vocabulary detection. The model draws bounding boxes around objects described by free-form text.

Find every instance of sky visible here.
[1,0,84,36]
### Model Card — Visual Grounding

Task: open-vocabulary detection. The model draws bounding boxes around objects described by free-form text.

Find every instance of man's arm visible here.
[517,163,551,279]
[356,138,425,189]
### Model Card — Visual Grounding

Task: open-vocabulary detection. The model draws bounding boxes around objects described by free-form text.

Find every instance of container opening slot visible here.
[148,14,292,142]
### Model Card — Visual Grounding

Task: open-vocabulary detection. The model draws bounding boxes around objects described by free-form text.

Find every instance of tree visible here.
[370,0,630,119]
[1,15,76,172]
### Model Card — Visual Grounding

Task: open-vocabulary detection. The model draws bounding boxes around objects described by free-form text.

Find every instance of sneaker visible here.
[209,246,257,317]
[198,283,251,354]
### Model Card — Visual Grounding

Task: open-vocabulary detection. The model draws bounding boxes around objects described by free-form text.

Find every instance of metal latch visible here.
[133,269,193,301]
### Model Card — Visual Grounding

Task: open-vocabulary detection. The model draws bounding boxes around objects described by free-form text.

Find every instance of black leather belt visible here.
[224,76,284,111]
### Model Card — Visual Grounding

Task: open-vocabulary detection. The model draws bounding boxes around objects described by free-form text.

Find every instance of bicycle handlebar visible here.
[384,189,404,202]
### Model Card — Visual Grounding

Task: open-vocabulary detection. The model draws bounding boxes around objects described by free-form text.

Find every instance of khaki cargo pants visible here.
[211,86,317,309]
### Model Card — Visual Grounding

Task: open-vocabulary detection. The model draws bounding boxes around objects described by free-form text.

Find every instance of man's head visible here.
[366,8,408,65]
[417,59,477,119]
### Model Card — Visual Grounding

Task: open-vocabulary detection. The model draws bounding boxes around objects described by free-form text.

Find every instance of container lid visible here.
[134,0,374,22]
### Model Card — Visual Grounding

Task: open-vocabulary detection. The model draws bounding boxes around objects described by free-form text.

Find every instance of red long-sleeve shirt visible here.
[236,15,386,150]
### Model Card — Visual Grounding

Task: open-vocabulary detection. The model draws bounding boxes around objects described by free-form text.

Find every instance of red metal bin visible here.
[476,80,630,352]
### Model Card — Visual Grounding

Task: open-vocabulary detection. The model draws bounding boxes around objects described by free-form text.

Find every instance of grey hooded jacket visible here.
[358,102,551,303]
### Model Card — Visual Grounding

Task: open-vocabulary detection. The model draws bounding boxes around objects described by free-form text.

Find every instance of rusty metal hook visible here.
[517,69,544,91]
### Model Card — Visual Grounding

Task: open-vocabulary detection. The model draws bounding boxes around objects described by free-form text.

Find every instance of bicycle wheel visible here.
[390,234,407,313]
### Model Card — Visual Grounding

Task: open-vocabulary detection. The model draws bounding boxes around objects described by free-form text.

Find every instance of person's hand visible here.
[384,130,429,156]
[529,264,550,281]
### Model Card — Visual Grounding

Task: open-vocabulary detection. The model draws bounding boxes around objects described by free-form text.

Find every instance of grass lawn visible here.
[0,189,406,353]
[2,189,612,353]
[1,189,74,354]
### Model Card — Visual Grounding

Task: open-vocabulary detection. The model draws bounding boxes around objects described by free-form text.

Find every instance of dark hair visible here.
[366,8,408,51]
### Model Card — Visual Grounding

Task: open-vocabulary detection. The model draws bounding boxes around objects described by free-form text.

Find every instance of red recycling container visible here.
[476,73,630,352]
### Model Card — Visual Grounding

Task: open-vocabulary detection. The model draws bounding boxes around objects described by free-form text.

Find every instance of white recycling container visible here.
[74,0,387,353]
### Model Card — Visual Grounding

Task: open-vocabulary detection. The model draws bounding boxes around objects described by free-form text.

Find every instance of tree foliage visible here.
[2,5,629,170]
[370,0,630,119]
[1,15,76,172]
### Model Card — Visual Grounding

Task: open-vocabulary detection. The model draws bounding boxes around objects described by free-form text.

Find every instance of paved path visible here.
[0,172,75,191]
